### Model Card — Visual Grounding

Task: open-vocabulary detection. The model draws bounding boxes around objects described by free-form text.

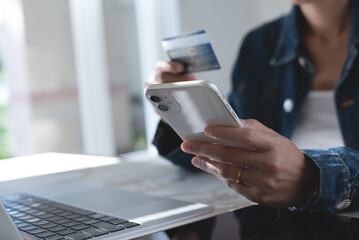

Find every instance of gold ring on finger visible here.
[236,167,244,184]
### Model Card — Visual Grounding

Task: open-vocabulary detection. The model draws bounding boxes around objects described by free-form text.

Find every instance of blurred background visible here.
[0,0,290,159]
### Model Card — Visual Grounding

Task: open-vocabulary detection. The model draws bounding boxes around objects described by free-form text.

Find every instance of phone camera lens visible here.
[150,96,161,103]
[158,105,169,112]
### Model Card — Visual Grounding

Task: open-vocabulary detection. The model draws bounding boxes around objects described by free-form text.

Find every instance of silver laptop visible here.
[0,181,213,240]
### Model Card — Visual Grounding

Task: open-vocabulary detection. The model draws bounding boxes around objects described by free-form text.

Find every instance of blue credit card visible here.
[162,30,221,73]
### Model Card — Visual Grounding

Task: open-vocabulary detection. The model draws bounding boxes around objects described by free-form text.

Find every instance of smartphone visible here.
[144,80,244,146]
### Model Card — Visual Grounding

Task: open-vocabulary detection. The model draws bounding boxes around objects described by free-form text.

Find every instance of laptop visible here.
[0,181,213,240]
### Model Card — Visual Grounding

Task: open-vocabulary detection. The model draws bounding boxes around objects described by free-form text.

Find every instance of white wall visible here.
[2,0,292,155]
[23,0,83,154]
[4,0,138,155]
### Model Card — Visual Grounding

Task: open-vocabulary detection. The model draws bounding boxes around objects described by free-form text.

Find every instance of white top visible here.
[291,91,345,149]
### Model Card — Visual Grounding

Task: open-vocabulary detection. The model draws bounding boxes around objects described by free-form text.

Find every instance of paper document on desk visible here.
[162,30,221,73]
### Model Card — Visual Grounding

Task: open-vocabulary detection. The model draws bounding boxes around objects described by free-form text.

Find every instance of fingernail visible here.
[192,157,199,167]
[204,127,213,137]
[172,64,182,73]
[181,142,192,153]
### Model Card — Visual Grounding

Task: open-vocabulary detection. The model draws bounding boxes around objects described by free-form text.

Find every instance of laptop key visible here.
[12,212,26,218]
[82,219,100,225]
[57,211,73,217]
[16,222,31,228]
[48,225,67,232]
[27,228,46,235]
[56,218,71,225]
[26,217,42,223]
[12,204,26,210]
[65,232,92,240]
[8,210,19,215]
[33,220,50,226]
[46,216,63,222]
[66,213,81,219]
[92,222,125,232]
[99,216,118,222]
[88,213,107,219]
[37,204,51,210]
[81,227,109,237]
[121,221,140,228]
[35,231,56,238]
[62,221,80,227]
[71,224,90,231]
[41,223,59,229]
[109,218,128,225]
[19,225,38,231]
[44,235,65,240]
[57,228,76,236]
[32,211,47,216]
[18,215,33,221]
[13,218,22,223]
[25,209,40,215]
[47,209,64,215]
[73,216,90,222]
[42,214,55,219]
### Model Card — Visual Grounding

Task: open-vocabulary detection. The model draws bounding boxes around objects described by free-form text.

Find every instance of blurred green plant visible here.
[0,51,12,159]
[0,103,12,159]
[133,128,147,151]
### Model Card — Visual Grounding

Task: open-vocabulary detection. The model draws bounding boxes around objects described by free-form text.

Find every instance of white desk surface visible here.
[0,152,254,229]
[1,151,357,236]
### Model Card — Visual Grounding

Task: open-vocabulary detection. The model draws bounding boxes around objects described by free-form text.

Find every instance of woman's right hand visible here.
[146,60,197,86]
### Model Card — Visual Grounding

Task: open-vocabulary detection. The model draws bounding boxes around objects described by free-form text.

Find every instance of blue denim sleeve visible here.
[302,147,359,213]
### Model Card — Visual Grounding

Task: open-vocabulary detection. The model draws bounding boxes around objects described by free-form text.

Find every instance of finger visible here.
[182,141,263,167]
[225,179,255,202]
[156,60,185,74]
[192,156,274,188]
[204,125,274,151]
[191,156,218,174]
[192,157,257,201]
[192,157,250,184]
[192,157,255,190]
[241,119,276,134]
[155,72,197,83]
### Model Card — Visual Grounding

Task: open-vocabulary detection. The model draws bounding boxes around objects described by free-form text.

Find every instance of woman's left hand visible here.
[181,119,319,208]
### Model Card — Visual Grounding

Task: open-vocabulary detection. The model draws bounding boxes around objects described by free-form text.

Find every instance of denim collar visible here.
[350,0,359,45]
[270,0,359,67]
[269,6,302,66]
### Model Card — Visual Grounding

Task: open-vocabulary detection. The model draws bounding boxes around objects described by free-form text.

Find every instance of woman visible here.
[148,0,359,238]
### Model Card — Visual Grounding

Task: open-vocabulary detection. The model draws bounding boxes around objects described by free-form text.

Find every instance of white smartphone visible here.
[144,80,244,146]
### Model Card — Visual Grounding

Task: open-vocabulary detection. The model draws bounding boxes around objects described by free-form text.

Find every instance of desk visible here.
[0,152,254,238]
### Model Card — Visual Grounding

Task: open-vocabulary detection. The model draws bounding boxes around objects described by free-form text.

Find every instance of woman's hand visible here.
[146,60,196,86]
[181,119,320,208]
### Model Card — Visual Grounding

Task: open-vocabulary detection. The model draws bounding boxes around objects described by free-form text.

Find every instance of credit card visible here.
[162,30,220,73]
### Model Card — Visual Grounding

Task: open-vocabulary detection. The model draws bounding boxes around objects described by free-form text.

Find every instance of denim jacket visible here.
[153,1,359,213]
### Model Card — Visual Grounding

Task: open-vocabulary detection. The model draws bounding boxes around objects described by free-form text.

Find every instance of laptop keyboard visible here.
[1,193,140,240]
